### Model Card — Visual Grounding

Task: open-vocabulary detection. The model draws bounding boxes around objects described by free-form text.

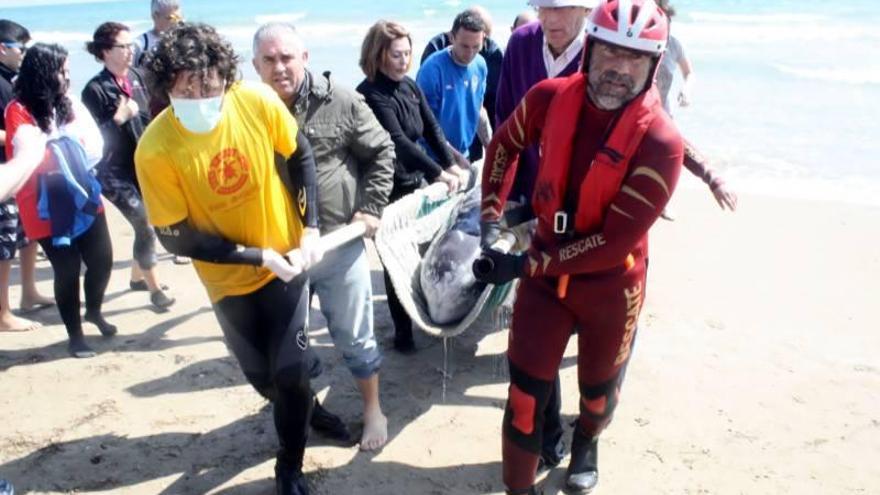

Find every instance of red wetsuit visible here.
[482,76,683,491]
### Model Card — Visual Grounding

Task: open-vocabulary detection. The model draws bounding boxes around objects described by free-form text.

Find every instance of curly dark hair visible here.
[86,21,130,61]
[142,22,240,104]
[14,43,73,133]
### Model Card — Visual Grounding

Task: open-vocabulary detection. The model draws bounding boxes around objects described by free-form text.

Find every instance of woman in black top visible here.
[357,20,469,352]
[82,22,173,309]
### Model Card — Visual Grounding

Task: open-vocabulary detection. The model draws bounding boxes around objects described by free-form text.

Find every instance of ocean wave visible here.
[254,12,308,25]
[774,64,880,85]
[31,30,91,43]
[677,153,880,207]
[676,21,880,45]
[4,0,119,7]
[688,12,828,24]
[218,18,442,50]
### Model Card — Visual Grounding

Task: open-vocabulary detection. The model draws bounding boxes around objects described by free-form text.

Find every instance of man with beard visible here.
[475,1,683,493]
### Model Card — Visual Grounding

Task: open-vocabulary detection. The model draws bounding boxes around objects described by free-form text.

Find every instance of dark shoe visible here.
[68,337,96,359]
[84,312,117,337]
[564,432,599,494]
[130,280,170,292]
[150,290,176,309]
[310,399,353,443]
[275,465,309,495]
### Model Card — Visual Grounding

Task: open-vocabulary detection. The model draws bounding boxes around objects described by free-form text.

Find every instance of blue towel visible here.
[37,136,102,246]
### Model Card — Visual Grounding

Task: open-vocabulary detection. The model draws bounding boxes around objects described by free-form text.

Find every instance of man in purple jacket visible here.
[495,0,596,203]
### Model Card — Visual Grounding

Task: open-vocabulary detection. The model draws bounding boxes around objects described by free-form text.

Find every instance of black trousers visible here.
[213,276,313,473]
[38,213,113,341]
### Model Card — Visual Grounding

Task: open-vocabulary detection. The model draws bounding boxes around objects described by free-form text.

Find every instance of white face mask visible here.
[169,95,224,133]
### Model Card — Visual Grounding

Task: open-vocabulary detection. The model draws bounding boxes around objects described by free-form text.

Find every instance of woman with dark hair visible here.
[4,43,116,358]
[82,22,174,309]
[356,20,467,353]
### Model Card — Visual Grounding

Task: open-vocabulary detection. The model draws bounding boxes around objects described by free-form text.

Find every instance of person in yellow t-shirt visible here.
[134,23,319,495]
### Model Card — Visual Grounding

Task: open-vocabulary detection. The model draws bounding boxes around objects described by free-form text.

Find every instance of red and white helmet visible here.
[585,0,669,56]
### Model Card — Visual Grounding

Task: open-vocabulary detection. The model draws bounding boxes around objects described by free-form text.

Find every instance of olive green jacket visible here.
[289,71,395,234]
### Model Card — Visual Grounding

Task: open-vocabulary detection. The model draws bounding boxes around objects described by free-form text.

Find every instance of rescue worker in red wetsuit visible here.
[474,1,682,493]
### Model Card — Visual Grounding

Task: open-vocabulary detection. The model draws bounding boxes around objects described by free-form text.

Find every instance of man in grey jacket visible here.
[253,22,395,451]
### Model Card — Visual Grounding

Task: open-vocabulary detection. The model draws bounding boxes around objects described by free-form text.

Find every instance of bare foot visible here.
[20,294,55,313]
[359,409,388,451]
[0,312,41,332]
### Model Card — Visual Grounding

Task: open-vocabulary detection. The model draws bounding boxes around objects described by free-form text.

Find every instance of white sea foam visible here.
[774,64,880,85]
[31,30,91,43]
[688,12,828,24]
[677,20,880,46]
[3,0,119,7]
[253,13,308,25]
[677,151,880,208]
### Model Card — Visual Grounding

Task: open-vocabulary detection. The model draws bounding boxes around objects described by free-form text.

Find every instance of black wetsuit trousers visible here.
[212,276,313,474]
[38,213,113,341]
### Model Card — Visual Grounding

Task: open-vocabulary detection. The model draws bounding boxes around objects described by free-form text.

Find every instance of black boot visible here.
[505,486,544,495]
[564,427,599,494]
[507,487,539,495]
[275,464,309,495]
[309,397,353,443]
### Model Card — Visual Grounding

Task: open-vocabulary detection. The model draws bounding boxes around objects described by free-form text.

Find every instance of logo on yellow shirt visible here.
[208,149,251,195]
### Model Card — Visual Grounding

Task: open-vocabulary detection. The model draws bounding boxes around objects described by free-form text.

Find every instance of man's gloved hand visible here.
[262,249,301,282]
[480,220,502,249]
[472,249,527,285]
[298,227,324,268]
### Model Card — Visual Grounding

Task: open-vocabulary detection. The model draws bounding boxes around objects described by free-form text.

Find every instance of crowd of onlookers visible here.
[0,1,724,494]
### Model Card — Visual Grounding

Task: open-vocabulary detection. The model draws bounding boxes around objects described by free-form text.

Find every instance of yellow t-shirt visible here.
[135,81,302,302]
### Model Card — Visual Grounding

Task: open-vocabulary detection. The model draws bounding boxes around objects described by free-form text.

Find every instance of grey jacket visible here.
[290,71,395,234]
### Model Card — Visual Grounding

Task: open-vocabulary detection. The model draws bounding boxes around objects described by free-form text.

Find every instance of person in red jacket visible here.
[475,1,683,493]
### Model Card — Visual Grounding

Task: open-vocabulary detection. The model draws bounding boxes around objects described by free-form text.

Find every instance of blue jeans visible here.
[310,238,382,379]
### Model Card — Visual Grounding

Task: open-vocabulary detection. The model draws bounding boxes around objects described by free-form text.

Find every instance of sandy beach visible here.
[1,187,878,494]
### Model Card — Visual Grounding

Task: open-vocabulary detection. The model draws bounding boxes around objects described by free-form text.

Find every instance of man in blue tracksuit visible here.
[416,10,487,162]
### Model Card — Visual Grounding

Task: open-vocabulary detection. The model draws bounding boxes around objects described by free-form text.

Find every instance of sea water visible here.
[3,0,878,206]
